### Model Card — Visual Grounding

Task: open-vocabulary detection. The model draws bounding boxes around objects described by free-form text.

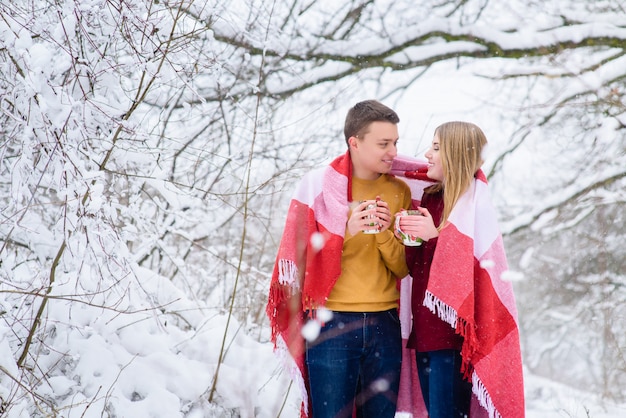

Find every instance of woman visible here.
[396,121,525,418]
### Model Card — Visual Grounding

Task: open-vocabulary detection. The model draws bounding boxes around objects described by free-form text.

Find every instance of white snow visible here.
[1,0,624,417]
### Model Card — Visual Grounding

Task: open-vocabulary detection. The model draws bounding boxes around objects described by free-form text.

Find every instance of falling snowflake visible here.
[310,232,325,251]
[501,270,525,282]
[480,259,495,268]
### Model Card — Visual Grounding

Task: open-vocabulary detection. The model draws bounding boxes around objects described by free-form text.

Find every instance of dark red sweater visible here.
[406,189,463,352]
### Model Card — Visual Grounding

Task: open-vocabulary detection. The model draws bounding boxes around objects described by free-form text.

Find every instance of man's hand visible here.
[347,197,390,235]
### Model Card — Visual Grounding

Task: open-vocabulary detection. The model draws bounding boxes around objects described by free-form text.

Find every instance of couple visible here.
[266,100,524,418]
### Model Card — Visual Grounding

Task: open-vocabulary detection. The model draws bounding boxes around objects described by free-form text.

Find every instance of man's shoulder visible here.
[291,164,333,201]
[297,165,327,187]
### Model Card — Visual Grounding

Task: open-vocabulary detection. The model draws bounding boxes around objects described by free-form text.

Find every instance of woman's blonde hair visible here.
[429,121,487,229]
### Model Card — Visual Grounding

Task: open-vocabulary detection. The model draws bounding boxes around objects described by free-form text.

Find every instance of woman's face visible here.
[425,134,444,181]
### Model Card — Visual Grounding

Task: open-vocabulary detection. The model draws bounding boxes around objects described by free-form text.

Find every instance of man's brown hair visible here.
[344,100,400,146]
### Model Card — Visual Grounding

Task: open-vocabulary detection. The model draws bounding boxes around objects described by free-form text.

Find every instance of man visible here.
[267,100,411,418]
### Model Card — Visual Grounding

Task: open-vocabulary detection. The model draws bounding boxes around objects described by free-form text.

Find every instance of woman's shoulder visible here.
[421,186,443,207]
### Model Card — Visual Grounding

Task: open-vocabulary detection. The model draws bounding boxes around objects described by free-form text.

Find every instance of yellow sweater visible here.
[325,174,411,312]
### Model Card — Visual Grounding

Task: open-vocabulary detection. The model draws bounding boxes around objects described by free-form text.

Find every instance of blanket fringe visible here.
[423,290,458,328]
[472,371,502,418]
[423,290,478,380]
[278,259,300,289]
[268,261,300,318]
[267,259,303,346]
[276,336,309,417]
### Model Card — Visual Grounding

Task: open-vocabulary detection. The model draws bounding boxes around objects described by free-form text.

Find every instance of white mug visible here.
[395,210,423,246]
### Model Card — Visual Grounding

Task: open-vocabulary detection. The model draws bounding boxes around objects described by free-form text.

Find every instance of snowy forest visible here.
[0,0,625,417]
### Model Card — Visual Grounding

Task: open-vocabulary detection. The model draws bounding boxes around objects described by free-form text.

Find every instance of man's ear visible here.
[348,136,358,149]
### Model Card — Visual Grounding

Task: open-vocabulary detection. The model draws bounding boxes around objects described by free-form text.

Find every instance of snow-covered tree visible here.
[0,0,624,415]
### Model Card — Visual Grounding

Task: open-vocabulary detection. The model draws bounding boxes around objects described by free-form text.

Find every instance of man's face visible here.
[349,121,399,180]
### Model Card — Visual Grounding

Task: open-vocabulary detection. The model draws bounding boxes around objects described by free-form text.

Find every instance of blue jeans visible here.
[305,309,402,418]
[416,349,472,418]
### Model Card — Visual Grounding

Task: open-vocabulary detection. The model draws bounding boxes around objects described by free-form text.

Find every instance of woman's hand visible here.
[397,207,439,241]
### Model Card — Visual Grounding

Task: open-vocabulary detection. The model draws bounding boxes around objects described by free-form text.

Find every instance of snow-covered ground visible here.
[3,277,623,418]
[524,372,626,418]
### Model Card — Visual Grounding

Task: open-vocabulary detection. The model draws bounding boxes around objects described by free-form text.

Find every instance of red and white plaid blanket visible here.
[393,155,525,418]
[266,153,524,418]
